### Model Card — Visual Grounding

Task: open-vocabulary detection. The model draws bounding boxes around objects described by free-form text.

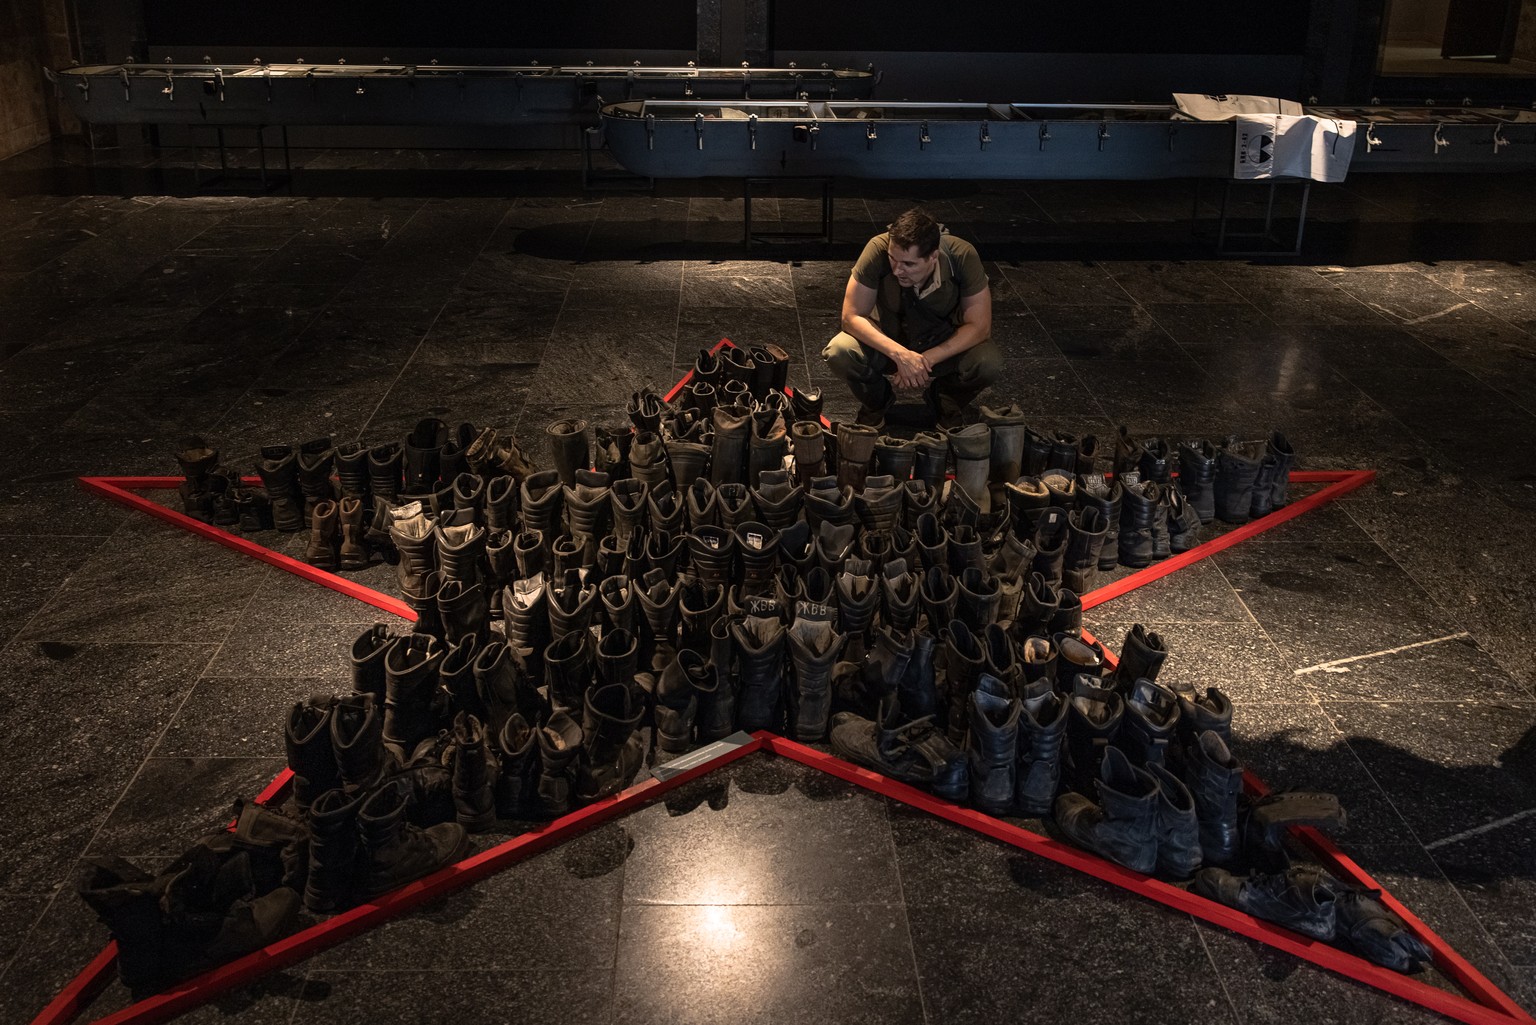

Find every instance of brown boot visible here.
[338,497,368,570]
[306,499,339,570]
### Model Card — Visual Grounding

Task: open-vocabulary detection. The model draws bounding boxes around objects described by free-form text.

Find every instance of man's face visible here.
[888,242,939,289]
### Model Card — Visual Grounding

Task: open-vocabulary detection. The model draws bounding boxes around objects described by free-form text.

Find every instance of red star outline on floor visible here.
[35,339,1533,1025]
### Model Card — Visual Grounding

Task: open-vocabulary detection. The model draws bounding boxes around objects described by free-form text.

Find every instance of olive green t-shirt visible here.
[850,231,989,350]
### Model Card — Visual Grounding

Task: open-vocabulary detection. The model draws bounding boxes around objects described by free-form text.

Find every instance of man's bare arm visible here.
[918,286,992,370]
[840,276,931,389]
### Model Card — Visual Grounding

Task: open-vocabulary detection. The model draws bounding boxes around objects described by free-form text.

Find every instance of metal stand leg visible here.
[744,177,834,244]
[581,125,653,192]
[1192,177,1312,257]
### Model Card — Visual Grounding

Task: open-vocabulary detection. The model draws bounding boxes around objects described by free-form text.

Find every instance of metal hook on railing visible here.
[866,121,877,150]
[213,67,225,101]
[645,112,656,150]
[1433,123,1450,154]
[1365,121,1381,151]
[77,75,90,102]
[809,117,820,150]
[695,112,706,150]
[455,71,465,91]
[161,69,174,100]
[1493,124,1509,154]
[625,68,635,101]
[979,121,991,150]
[1038,122,1052,150]
[119,67,131,101]
[263,66,272,102]
[1098,122,1111,150]
[748,113,757,150]
[743,68,751,99]
[918,121,931,149]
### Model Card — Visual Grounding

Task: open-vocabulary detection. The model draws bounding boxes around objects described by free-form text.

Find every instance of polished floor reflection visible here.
[0,141,1534,1024]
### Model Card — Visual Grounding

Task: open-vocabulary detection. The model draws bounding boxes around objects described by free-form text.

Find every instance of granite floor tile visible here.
[1093,618,1308,705]
[86,756,288,859]
[155,676,339,758]
[0,534,110,649]
[294,970,613,1025]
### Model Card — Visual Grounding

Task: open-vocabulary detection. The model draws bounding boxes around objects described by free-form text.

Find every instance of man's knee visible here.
[823,331,877,381]
[955,340,1003,387]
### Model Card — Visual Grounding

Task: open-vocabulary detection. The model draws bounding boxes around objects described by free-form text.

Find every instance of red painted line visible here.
[761,735,1526,1025]
[665,336,735,404]
[31,946,120,1025]
[76,478,415,623]
[54,736,766,1025]
[1080,470,1375,613]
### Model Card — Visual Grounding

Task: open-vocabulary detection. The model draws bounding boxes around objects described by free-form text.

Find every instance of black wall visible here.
[142,0,697,51]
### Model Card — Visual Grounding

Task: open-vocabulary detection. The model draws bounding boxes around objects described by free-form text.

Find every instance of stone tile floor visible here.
[1,139,1535,1024]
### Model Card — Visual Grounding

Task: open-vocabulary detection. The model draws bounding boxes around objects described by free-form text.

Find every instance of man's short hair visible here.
[888,207,941,257]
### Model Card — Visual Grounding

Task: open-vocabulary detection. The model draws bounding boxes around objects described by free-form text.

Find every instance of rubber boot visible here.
[1062,506,1108,595]
[1054,745,1159,873]
[520,469,566,541]
[1122,678,1181,768]
[351,624,393,702]
[1065,675,1123,789]
[968,674,1021,815]
[1108,624,1169,693]
[285,697,341,815]
[981,403,1028,487]
[946,423,991,515]
[577,683,645,801]
[1184,730,1243,864]
[912,431,949,491]
[1147,763,1202,879]
[1213,438,1263,525]
[732,601,787,733]
[304,499,339,570]
[356,778,471,900]
[1178,440,1217,524]
[836,422,879,492]
[449,712,499,832]
[789,421,827,487]
[257,446,305,532]
[788,599,846,741]
[1266,430,1296,510]
[383,635,444,754]
[535,711,583,816]
[304,788,365,912]
[1118,477,1159,569]
[753,468,804,530]
[1015,687,1068,815]
[330,692,389,792]
[545,418,589,486]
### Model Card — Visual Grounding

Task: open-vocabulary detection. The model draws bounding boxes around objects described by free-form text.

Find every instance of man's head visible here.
[887,207,942,289]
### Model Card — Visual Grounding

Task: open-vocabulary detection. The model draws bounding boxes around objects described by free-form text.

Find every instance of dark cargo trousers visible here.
[822,331,1002,423]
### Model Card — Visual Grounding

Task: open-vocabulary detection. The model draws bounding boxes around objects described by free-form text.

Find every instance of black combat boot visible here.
[403,419,448,495]
[1004,477,1051,538]
[502,573,551,687]
[1177,440,1217,524]
[835,558,880,655]
[1176,687,1233,751]
[881,559,920,633]
[655,651,703,752]
[1076,473,1122,572]
[748,412,789,489]
[1118,477,1159,568]
[1121,678,1181,768]
[520,469,566,540]
[356,779,471,900]
[305,499,339,570]
[1054,745,1159,874]
[752,468,804,530]
[304,788,365,912]
[1108,624,1169,692]
[383,635,445,754]
[787,599,846,742]
[732,599,788,733]
[1065,675,1122,789]
[1015,686,1068,816]
[1184,730,1243,865]
[829,694,967,800]
[710,403,752,487]
[494,714,542,819]
[1167,485,1202,554]
[367,442,404,503]
[547,569,598,643]
[295,438,337,527]
[577,683,646,801]
[285,697,341,815]
[899,627,939,721]
[1147,763,1202,880]
[1031,506,1069,586]
[1056,633,1105,682]
[450,712,499,832]
[968,674,1021,815]
[874,435,918,482]
[1213,437,1263,525]
[790,421,827,487]
[942,620,987,744]
[1265,430,1296,510]
[536,711,583,816]
[956,566,1001,626]
[546,418,590,486]
[351,624,394,702]
[257,445,305,532]
[637,569,682,671]
[1062,506,1109,595]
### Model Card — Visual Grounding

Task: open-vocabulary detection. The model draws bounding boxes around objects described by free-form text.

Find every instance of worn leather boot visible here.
[1004,477,1052,538]
[1113,425,1142,477]
[547,569,598,643]
[880,559,921,632]
[1017,634,1057,688]
[749,412,790,488]
[898,627,939,721]
[736,520,780,593]
[388,509,437,599]
[685,477,720,530]
[1118,477,1159,568]
[1054,745,1159,873]
[545,418,590,486]
[914,513,949,572]
[335,497,367,570]
[909,431,947,491]
[698,621,737,740]
[637,569,682,671]
[902,480,937,530]
[709,403,751,487]
[1214,437,1263,525]
[836,557,879,653]
[294,438,336,527]
[503,573,551,687]
[305,499,340,570]
[285,697,341,815]
[1176,687,1234,751]
[1074,473,1121,571]
[789,421,827,486]
[790,384,823,422]
[956,566,1001,626]
[946,423,991,515]
[174,437,220,521]
[437,578,488,646]
[403,419,448,495]
[450,473,485,525]
[714,482,751,532]
[535,710,583,816]
[653,651,701,752]
[829,693,967,799]
[1250,452,1282,519]
[356,779,471,900]
[449,712,499,832]
[919,564,959,630]
[1137,436,1172,484]
[1065,675,1123,789]
[1016,687,1068,815]
[493,714,541,819]
[1047,432,1079,473]
[981,402,1028,486]
[359,444,400,505]
[667,435,713,490]
[562,468,612,557]
[1177,440,1217,524]
[687,525,737,589]
[257,445,306,532]
[577,684,645,800]
[803,476,854,530]
[1184,730,1243,864]
[1109,624,1169,692]
[1147,763,1202,879]
[1266,430,1296,509]
[435,520,485,585]
[1194,864,1340,941]
[383,634,444,754]
[629,431,670,489]
[968,674,1021,815]
[752,468,804,530]
[329,693,387,794]
[1031,506,1069,586]
[351,624,394,702]
[303,788,365,912]
[520,469,566,541]
[544,629,593,714]
[941,619,987,743]
[1122,678,1181,768]
[1167,486,1202,554]
[1062,506,1109,595]
[788,599,846,741]
[870,435,914,482]
[732,599,788,733]
[608,478,648,543]
[836,422,880,492]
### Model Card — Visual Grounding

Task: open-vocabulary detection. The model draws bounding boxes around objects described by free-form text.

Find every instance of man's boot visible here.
[697,621,737,740]
[636,569,682,671]
[655,651,703,752]
[735,520,780,593]
[1167,486,1202,554]
[1184,730,1244,864]
[435,520,485,586]
[687,525,737,589]
[1031,506,1069,586]
[788,599,846,741]
[502,573,551,687]
[1250,452,1282,519]
[829,694,968,799]
[1004,477,1051,538]
[1047,432,1080,473]
[609,479,648,544]
[854,474,905,534]
[968,675,1021,815]
[1213,438,1263,525]
[351,624,394,702]
[1118,477,1159,569]
[836,422,880,492]
[449,712,499,832]
[732,600,788,733]
[1178,440,1218,524]
[403,419,448,496]
[1266,430,1296,510]
[1193,865,1341,942]
[545,418,590,486]
[492,714,542,819]
[1017,634,1056,688]
[1122,678,1181,768]
[920,564,959,631]
[956,566,1001,626]
[1176,687,1234,751]
[1147,763,1202,880]
[752,468,804,530]
[366,442,404,503]
[873,435,917,482]
[337,497,368,570]
[547,569,598,642]
[946,423,991,515]
[383,635,445,754]
[836,558,879,654]
[304,499,339,570]
[356,779,471,900]
[1041,470,1076,510]
[330,692,389,792]
[1015,687,1068,816]
[437,578,488,646]
[389,508,437,598]
[303,788,365,912]
[534,711,583,816]
[285,697,341,815]
[902,480,937,530]
[295,438,336,527]
[1062,506,1109,595]
[577,683,646,801]
[1056,633,1105,682]
[257,445,306,532]
[629,431,670,489]
[881,559,921,633]
[544,629,594,716]
[709,403,751,487]
[451,472,486,525]
[1054,745,1159,873]
[790,384,823,422]
[790,421,827,486]
[595,628,640,694]
[749,412,790,488]
[563,469,613,560]
[981,403,1028,487]
[1065,676,1123,789]
[174,437,220,521]
[941,619,987,743]
[1137,436,1172,484]
[520,469,566,540]
[910,431,948,491]
[803,476,854,530]
[898,627,939,721]
[1108,624,1169,692]
[1076,474,1122,571]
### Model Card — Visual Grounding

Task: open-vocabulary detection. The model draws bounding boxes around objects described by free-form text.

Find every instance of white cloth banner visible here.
[1233,114,1357,183]
[1173,93,1303,120]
